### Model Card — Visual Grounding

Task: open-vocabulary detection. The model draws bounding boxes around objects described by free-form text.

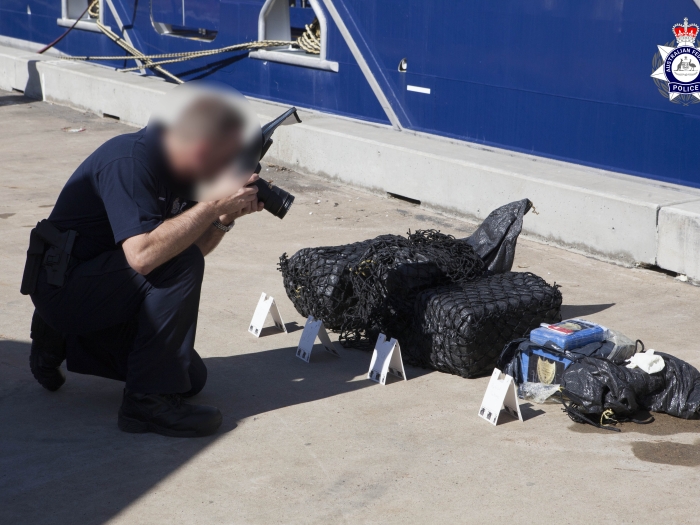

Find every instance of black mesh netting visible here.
[279,230,485,345]
[343,230,485,345]
[278,234,402,330]
[403,272,562,378]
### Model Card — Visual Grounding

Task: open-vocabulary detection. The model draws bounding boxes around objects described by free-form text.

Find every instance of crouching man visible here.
[20,94,262,437]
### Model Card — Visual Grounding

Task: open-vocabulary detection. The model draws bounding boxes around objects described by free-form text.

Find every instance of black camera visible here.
[250,178,295,220]
[249,108,301,219]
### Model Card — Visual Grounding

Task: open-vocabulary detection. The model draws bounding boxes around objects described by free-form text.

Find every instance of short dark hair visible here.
[171,95,245,143]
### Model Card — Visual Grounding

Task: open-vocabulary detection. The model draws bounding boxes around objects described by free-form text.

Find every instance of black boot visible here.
[118,390,222,437]
[29,310,67,392]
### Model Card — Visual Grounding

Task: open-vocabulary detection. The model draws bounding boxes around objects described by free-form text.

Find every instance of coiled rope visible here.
[87,0,99,18]
[296,19,321,54]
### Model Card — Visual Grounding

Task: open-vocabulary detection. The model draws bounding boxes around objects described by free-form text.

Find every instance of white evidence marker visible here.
[367,333,407,385]
[248,292,287,338]
[478,368,523,426]
[295,316,340,363]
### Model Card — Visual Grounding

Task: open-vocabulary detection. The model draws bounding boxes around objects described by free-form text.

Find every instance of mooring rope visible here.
[62,39,296,63]
[93,21,184,83]
[38,0,99,54]
[59,14,322,81]
[116,40,296,72]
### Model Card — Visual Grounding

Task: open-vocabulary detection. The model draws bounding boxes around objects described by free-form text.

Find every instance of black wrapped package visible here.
[344,230,484,345]
[278,235,402,330]
[405,272,562,378]
[562,353,700,420]
[280,230,484,347]
[465,199,532,274]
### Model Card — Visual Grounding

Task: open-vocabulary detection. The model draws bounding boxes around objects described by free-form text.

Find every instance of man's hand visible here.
[122,174,265,275]
[217,173,265,225]
[193,173,264,256]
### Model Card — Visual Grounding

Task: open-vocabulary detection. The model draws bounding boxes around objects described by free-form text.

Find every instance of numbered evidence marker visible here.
[295,315,340,362]
[248,292,287,338]
[367,333,407,385]
[478,368,523,426]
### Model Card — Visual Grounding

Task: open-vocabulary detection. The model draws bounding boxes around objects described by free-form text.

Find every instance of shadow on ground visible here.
[0,94,35,107]
[561,303,615,318]
[496,402,545,425]
[0,339,422,524]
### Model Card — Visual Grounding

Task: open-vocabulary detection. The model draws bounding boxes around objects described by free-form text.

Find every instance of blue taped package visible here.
[530,319,606,350]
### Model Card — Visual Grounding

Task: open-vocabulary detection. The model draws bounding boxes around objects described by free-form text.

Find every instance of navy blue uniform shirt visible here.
[49,126,194,261]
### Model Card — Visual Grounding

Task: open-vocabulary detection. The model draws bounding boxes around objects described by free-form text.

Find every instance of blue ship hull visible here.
[2,0,699,187]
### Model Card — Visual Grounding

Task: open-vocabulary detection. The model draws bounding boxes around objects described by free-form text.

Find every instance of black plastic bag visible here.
[561,353,700,420]
[465,199,532,274]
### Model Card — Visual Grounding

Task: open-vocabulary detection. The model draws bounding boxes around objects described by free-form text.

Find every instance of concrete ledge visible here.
[2,43,700,280]
[0,46,174,122]
[658,201,700,281]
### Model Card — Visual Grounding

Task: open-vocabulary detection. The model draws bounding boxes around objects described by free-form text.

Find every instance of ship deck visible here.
[1,91,700,524]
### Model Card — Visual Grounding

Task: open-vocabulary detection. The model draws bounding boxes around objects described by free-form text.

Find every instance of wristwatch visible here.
[212,219,235,233]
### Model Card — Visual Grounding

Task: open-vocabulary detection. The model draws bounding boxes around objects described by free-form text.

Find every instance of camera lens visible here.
[252,178,295,219]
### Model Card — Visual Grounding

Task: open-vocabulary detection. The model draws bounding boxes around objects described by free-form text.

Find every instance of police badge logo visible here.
[651,18,700,105]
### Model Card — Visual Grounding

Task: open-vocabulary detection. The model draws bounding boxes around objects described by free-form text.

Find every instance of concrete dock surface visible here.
[1,90,699,524]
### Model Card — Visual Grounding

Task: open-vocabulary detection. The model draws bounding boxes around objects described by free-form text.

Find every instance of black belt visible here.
[20,220,78,295]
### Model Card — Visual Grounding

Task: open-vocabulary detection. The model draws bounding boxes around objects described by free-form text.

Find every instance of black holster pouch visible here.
[20,220,77,295]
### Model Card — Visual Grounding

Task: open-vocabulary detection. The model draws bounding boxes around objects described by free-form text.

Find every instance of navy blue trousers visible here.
[31,245,207,395]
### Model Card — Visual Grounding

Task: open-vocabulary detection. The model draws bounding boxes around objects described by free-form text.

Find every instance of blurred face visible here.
[164,128,244,183]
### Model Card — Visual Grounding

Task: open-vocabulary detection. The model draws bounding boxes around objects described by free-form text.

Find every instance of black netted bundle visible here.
[278,235,402,330]
[342,230,485,345]
[279,231,484,346]
[404,272,562,378]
